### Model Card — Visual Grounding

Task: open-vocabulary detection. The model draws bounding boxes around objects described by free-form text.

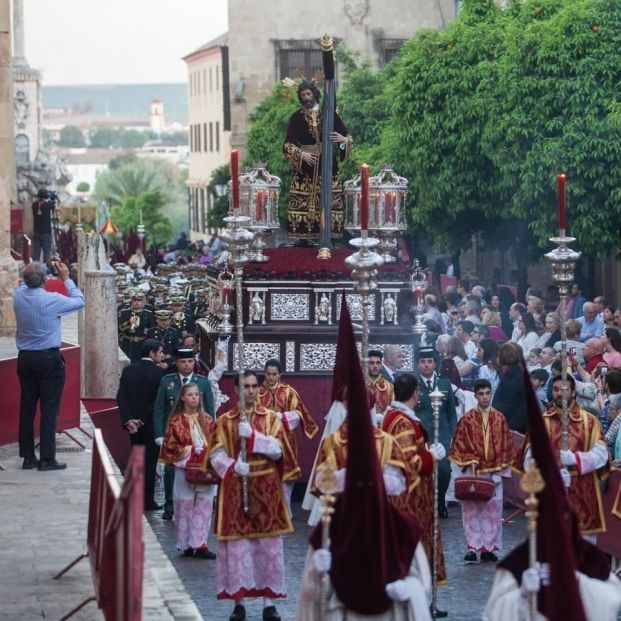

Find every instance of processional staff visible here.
[429,386,445,619]
[318,34,336,260]
[544,174,580,451]
[345,164,383,382]
[220,149,255,514]
[520,458,546,620]
[315,464,337,620]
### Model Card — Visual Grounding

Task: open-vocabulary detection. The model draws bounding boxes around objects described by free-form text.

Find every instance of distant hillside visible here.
[42,83,188,123]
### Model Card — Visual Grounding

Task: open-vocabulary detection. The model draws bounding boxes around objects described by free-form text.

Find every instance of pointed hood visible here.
[498,370,587,621]
[310,291,420,615]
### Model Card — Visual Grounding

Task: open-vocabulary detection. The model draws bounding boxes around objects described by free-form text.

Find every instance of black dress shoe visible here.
[162,509,174,520]
[262,606,281,621]
[182,548,194,557]
[438,505,448,519]
[38,459,67,471]
[480,551,498,563]
[194,547,216,559]
[144,501,162,511]
[229,604,246,621]
[22,456,39,470]
[464,551,478,563]
[430,605,448,618]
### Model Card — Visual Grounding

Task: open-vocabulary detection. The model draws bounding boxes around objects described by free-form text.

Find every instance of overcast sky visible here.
[22,0,228,85]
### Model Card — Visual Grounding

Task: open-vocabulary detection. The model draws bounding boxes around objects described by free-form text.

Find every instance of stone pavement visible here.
[148,489,528,621]
[0,407,204,621]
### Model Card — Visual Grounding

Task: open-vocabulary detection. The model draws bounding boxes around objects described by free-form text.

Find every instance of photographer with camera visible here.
[13,261,85,471]
[32,189,58,262]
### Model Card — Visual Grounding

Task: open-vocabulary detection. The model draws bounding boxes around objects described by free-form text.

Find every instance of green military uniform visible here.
[416,372,457,513]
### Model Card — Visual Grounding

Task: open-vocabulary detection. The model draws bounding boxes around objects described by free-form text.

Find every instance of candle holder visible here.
[345,231,384,375]
[410,259,428,336]
[545,233,580,450]
[230,163,280,262]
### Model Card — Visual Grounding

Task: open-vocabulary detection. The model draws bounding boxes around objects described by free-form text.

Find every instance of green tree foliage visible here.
[89,126,149,149]
[58,125,86,148]
[158,131,189,145]
[206,163,231,229]
[112,190,172,246]
[94,157,181,207]
[390,0,621,275]
[76,181,90,192]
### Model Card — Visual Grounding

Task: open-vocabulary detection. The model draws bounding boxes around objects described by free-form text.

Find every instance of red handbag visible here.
[454,475,495,502]
[184,448,216,485]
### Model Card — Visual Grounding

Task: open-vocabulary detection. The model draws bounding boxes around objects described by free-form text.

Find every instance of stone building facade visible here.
[183,34,230,239]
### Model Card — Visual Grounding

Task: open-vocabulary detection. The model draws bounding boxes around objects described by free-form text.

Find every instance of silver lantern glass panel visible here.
[343,164,408,262]
[228,163,281,262]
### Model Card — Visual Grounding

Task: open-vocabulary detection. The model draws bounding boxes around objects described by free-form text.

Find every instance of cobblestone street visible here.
[148,484,527,621]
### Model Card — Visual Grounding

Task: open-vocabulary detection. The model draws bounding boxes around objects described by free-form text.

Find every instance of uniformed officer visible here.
[170,295,195,337]
[146,310,181,367]
[118,291,155,362]
[153,349,215,520]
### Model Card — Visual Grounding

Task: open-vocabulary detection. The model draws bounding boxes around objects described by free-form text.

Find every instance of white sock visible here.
[264,597,274,608]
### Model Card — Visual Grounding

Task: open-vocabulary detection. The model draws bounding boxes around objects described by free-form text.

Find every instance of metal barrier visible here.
[0,342,83,447]
[55,429,144,620]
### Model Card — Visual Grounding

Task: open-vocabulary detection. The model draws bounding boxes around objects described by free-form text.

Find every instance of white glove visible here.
[238,421,252,439]
[234,460,250,476]
[334,468,346,493]
[520,567,541,596]
[312,549,332,573]
[155,437,163,447]
[275,411,284,420]
[385,579,410,602]
[560,467,571,488]
[375,412,384,426]
[193,445,204,455]
[560,450,577,467]
[216,336,230,352]
[429,443,446,461]
[491,474,502,484]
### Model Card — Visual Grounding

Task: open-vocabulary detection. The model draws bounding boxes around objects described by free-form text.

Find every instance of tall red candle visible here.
[360,164,369,231]
[557,173,566,231]
[256,191,264,221]
[231,150,240,211]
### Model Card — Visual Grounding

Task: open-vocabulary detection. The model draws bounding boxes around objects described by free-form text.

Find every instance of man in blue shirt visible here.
[577,302,604,343]
[13,261,85,470]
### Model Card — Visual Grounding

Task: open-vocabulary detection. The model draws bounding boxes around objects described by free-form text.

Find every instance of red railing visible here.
[0,342,82,447]
[55,429,144,620]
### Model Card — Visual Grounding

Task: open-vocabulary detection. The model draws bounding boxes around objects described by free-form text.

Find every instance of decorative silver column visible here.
[544,234,580,450]
[410,259,428,336]
[219,213,255,514]
[345,230,384,376]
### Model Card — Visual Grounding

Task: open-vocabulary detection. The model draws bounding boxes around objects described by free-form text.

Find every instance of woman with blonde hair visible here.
[159,382,216,559]
[535,312,561,349]
[480,306,508,342]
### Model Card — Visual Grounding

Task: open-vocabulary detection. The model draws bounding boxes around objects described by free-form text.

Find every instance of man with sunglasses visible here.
[209,371,299,621]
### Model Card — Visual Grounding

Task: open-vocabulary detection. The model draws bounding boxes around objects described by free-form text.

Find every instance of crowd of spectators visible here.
[418,279,621,464]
